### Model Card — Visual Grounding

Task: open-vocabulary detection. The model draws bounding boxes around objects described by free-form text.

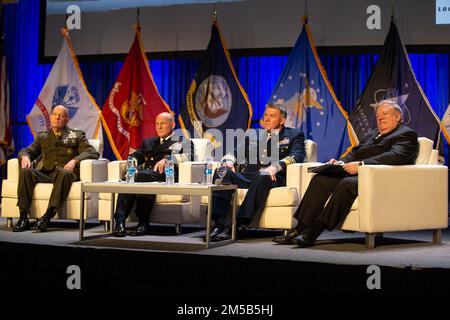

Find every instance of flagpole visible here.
[391,0,396,19]
[136,8,141,27]
[213,4,217,23]
[304,0,308,21]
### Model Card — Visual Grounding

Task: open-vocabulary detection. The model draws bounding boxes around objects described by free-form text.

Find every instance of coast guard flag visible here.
[102,25,172,160]
[268,18,356,162]
[349,20,443,146]
[27,28,102,141]
[178,20,252,148]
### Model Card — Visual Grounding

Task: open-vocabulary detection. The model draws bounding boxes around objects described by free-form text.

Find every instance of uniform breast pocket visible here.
[279,146,289,155]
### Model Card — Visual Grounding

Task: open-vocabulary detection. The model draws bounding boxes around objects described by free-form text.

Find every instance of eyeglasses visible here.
[51,113,68,119]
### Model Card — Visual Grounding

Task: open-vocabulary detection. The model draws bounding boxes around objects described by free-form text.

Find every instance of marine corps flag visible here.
[27,28,102,142]
[268,18,356,162]
[349,20,443,146]
[102,25,172,160]
[178,19,252,147]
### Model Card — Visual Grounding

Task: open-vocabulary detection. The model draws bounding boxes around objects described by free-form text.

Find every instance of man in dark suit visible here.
[113,112,191,237]
[14,105,99,232]
[273,100,419,247]
[209,103,306,241]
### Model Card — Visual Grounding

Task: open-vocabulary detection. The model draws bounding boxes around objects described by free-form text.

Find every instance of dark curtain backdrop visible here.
[3,0,450,163]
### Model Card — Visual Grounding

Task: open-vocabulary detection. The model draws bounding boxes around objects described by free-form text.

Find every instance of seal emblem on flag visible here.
[195,75,232,128]
[52,85,80,119]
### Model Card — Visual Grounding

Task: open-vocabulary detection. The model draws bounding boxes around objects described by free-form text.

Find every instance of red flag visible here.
[102,26,172,160]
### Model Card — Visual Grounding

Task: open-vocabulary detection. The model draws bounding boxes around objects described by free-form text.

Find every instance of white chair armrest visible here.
[179,161,207,183]
[7,158,20,181]
[300,162,323,197]
[80,159,109,182]
[286,163,305,198]
[107,160,127,181]
[357,165,448,232]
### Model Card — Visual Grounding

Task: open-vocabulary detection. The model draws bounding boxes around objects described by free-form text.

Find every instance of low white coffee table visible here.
[79,182,238,248]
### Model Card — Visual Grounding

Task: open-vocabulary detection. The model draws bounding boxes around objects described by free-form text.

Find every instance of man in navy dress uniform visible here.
[113,112,191,237]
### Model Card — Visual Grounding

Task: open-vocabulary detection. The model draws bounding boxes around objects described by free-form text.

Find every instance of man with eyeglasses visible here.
[13,105,99,232]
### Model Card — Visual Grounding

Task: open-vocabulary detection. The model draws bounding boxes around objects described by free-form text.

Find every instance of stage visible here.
[1,217,450,306]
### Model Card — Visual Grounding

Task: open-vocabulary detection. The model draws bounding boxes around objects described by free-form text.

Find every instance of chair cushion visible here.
[1,180,19,198]
[1,180,91,200]
[200,186,299,207]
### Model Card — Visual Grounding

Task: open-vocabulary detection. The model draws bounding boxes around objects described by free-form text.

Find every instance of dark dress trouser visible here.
[212,168,284,227]
[114,169,165,224]
[17,167,79,218]
[294,173,359,231]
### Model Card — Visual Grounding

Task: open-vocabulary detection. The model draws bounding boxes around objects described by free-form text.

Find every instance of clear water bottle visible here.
[165,157,175,184]
[205,157,213,185]
[126,156,137,183]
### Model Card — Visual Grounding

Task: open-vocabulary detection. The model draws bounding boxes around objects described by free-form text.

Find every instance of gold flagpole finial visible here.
[134,8,141,32]
[304,0,308,18]
[137,8,141,26]
[213,4,217,23]
[391,0,396,19]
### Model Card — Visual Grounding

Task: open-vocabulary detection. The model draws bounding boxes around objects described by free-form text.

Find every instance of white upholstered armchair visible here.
[299,137,448,248]
[1,139,108,228]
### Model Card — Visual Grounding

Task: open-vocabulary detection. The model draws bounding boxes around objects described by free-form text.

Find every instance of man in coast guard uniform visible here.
[209,103,306,241]
[15,105,99,232]
[113,112,192,237]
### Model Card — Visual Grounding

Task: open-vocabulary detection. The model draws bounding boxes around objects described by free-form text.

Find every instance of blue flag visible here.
[350,20,444,148]
[178,21,252,150]
[268,19,356,162]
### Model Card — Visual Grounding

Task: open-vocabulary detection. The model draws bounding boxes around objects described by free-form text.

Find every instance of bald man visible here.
[14,105,99,232]
[113,112,192,237]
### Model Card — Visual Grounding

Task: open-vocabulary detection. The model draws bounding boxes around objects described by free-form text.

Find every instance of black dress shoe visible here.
[130,224,150,236]
[13,218,30,232]
[272,229,301,245]
[206,225,223,241]
[294,233,316,248]
[211,227,231,242]
[113,221,127,237]
[36,215,51,232]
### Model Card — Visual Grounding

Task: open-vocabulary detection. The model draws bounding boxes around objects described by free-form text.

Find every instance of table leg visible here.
[231,188,237,241]
[110,193,115,233]
[79,188,85,241]
[206,189,212,248]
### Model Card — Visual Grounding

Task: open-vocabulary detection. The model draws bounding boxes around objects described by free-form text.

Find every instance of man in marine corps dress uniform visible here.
[14,105,99,232]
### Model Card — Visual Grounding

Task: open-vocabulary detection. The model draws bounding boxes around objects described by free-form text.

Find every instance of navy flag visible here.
[178,20,252,149]
[349,20,444,147]
[268,18,356,162]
